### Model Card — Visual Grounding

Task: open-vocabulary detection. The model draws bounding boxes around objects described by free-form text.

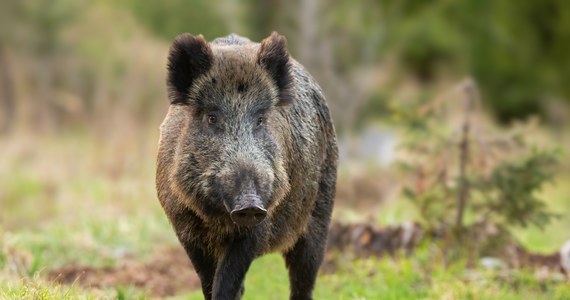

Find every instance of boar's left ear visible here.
[257,32,293,106]
[167,33,213,105]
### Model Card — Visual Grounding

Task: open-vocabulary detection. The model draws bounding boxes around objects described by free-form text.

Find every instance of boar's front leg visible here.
[183,244,217,300]
[284,195,333,299]
[212,233,259,300]
[284,234,324,300]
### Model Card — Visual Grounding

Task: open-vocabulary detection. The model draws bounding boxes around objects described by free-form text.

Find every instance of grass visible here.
[0,277,106,300]
[176,247,570,300]
[1,131,569,299]
[4,253,570,300]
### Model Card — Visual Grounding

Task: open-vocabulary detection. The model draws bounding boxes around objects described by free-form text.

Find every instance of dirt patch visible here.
[48,247,200,298]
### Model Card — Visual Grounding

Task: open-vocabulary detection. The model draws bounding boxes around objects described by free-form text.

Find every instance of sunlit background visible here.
[1,0,569,299]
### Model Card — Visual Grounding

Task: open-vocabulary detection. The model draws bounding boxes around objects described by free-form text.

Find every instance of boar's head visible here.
[164,33,293,227]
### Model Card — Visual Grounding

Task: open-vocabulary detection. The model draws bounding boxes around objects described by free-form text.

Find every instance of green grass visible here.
[0,275,152,300]
[4,253,570,300]
[3,213,176,272]
[6,199,567,300]
[174,248,570,300]
[0,276,106,300]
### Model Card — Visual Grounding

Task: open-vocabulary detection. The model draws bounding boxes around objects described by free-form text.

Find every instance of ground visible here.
[1,131,569,299]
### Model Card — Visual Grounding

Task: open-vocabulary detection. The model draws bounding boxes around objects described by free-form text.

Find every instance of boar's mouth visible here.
[229,194,267,227]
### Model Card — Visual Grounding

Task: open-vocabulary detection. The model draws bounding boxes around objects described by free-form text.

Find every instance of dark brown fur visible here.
[157,32,337,300]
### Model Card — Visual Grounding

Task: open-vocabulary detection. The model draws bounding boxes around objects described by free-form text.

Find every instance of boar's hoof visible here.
[230,205,267,226]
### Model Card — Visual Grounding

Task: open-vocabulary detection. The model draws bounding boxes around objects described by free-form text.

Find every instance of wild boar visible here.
[156,32,337,299]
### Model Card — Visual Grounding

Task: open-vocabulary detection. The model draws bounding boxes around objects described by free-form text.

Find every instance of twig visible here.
[455,79,476,228]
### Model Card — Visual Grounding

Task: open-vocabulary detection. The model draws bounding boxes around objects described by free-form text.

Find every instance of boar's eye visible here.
[256,116,264,127]
[208,114,218,124]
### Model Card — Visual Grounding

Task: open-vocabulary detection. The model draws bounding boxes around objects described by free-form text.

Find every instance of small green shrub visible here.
[394,80,560,254]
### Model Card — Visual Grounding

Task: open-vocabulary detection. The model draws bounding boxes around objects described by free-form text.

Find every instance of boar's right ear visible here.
[257,32,293,106]
[167,34,213,105]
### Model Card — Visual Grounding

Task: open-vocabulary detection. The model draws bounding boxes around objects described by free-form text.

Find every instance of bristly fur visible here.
[157,32,338,300]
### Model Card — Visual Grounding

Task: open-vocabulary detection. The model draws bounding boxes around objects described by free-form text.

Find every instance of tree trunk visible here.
[0,46,15,133]
[455,81,475,228]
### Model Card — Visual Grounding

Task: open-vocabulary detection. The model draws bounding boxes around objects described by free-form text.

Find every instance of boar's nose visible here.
[230,196,267,227]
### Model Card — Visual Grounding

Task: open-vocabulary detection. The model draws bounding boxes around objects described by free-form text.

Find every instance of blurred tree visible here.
[6,0,83,130]
[4,0,569,131]
[0,0,18,132]
[30,0,76,129]
[245,0,290,41]
[120,0,227,40]
[0,46,15,133]
[388,0,570,123]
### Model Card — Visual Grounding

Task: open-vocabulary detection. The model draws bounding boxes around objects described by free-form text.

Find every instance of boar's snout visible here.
[230,206,267,226]
[230,194,267,226]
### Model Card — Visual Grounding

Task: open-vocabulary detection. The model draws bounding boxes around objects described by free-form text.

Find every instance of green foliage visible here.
[387,0,570,122]
[402,148,560,230]
[478,150,559,229]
